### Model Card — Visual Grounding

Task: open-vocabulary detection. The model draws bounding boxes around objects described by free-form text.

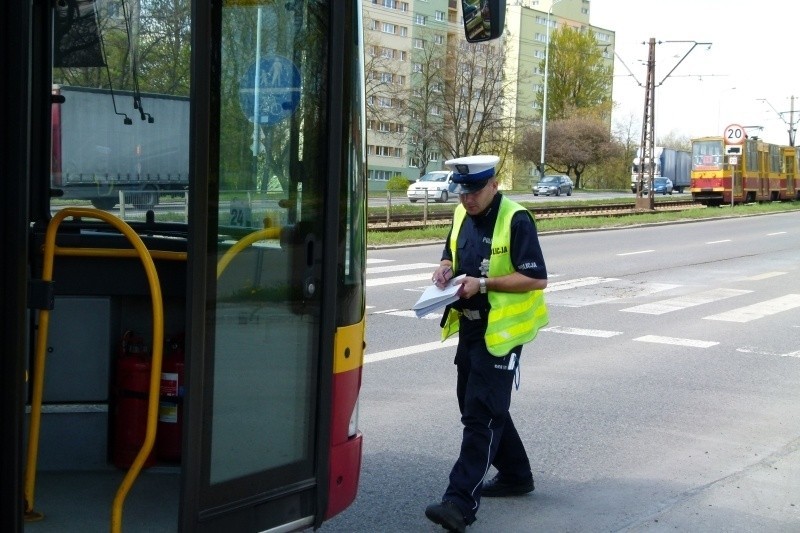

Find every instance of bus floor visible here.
[24,466,180,532]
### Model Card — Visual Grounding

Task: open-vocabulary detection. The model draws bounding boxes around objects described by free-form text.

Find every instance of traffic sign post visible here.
[724,123,745,209]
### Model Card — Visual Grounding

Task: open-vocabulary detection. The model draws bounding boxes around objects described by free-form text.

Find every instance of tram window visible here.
[692,140,722,169]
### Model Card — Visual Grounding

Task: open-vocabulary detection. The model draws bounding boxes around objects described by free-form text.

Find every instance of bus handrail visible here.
[216,226,281,279]
[23,207,165,533]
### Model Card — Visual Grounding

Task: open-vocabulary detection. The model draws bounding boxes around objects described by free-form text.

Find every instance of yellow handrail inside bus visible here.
[23,207,165,533]
[216,226,281,278]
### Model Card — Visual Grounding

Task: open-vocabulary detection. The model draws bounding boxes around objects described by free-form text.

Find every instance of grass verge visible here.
[366,201,800,247]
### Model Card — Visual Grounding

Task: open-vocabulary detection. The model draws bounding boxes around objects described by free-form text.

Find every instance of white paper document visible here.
[412,274,466,318]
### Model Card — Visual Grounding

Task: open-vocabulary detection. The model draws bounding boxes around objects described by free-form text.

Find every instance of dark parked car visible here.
[534,174,573,196]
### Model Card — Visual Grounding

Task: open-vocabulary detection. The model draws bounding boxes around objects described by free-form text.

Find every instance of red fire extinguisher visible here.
[112,331,156,469]
[157,334,185,462]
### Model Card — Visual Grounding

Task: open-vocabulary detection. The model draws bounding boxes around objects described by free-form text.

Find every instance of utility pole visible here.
[633,39,712,210]
[758,96,797,147]
[635,38,656,210]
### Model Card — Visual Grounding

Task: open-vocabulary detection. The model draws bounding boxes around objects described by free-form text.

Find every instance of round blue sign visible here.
[239,55,301,126]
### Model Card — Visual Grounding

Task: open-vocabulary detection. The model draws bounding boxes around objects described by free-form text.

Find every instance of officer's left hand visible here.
[454,276,480,299]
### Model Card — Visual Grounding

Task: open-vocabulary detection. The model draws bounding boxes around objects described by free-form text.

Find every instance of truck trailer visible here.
[631,147,691,194]
[51,85,190,209]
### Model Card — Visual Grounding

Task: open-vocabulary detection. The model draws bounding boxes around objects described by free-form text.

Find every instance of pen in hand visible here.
[432,266,452,287]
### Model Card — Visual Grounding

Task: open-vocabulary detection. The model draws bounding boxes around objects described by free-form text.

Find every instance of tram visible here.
[1,1,504,532]
[690,136,800,206]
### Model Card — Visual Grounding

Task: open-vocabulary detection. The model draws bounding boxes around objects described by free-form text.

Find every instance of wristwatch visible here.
[479,277,487,294]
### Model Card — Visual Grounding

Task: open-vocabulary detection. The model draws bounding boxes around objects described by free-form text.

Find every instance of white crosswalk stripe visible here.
[542,326,622,338]
[634,335,719,348]
[545,277,619,292]
[367,262,438,274]
[366,272,433,287]
[703,294,800,323]
[621,288,752,315]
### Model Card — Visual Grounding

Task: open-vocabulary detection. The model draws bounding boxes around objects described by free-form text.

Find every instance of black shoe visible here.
[481,475,534,497]
[425,500,467,533]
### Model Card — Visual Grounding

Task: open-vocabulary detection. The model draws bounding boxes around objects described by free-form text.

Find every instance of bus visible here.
[1,1,504,532]
[690,136,800,206]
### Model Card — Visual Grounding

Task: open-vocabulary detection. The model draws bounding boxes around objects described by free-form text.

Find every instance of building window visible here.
[399,26,408,37]
[435,11,444,21]
[534,50,545,59]
[535,33,547,43]
[414,14,427,25]
[378,97,393,108]
[412,62,423,73]
[400,51,407,61]
[382,22,396,34]
[428,151,440,161]
[430,105,441,116]
[434,34,444,45]
[413,38,424,49]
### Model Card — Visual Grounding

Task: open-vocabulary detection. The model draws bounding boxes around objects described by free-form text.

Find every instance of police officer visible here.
[424,155,549,532]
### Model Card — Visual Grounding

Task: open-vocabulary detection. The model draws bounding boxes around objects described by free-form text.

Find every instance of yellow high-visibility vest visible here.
[441,198,549,356]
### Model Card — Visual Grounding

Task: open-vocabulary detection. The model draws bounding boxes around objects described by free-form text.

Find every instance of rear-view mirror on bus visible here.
[462,0,505,42]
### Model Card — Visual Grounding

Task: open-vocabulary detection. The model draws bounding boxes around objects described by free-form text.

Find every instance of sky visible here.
[589,0,799,146]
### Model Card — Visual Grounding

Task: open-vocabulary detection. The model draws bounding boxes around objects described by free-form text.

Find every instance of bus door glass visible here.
[199,0,330,525]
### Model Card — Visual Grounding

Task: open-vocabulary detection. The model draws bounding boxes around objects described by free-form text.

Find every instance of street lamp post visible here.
[539,0,563,181]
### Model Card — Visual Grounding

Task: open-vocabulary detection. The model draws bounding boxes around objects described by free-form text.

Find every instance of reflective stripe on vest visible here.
[441,198,549,356]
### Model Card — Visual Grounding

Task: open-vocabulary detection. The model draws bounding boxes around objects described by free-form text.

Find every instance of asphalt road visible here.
[321,211,800,533]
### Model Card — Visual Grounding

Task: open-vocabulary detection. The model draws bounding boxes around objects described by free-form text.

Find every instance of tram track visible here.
[368,199,701,231]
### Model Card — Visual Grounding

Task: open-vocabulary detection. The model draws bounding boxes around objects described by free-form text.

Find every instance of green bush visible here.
[387,176,411,191]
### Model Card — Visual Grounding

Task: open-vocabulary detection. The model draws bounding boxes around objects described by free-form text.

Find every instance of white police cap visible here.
[445,155,499,194]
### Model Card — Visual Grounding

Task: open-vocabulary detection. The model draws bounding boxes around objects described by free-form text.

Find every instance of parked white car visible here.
[406,170,456,203]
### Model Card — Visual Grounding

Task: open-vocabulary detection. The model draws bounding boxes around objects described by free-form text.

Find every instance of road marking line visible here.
[767,231,787,236]
[365,338,459,364]
[366,258,394,264]
[745,271,787,280]
[367,262,438,274]
[546,277,619,292]
[542,326,623,338]
[367,272,433,287]
[617,250,655,256]
[703,294,800,323]
[737,347,800,358]
[706,239,731,244]
[634,335,718,348]
[384,310,441,320]
[621,288,751,315]
[372,308,400,314]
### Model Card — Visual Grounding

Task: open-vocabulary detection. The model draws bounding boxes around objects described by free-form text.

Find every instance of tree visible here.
[656,130,692,152]
[403,31,448,176]
[514,116,621,189]
[54,0,190,96]
[436,39,517,176]
[538,26,613,122]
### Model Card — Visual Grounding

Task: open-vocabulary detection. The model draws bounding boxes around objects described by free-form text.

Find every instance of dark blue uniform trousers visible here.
[443,319,532,523]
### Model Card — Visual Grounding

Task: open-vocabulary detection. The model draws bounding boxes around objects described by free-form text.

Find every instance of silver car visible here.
[534,175,573,196]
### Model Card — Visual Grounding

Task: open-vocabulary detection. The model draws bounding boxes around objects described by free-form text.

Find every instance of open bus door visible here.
[6,1,364,532]
[181,4,365,529]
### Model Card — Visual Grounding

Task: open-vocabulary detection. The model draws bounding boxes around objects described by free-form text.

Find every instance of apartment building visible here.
[362,0,615,191]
